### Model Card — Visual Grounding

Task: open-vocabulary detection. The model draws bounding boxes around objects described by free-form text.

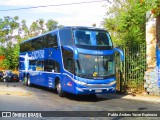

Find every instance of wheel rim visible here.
[28,77,30,85]
[57,82,61,93]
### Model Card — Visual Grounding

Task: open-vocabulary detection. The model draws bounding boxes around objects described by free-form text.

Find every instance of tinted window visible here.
[74,29,112,46]
[36,60,44,71]
[59,28,72,46]
[48,34,58,48]
[30,60,36,71]
[20,33,58,53]
[62,50,75,74]
[43,35,48,48]
[35,37,43,50]
[44,60,60,73]
[20,42,33,52]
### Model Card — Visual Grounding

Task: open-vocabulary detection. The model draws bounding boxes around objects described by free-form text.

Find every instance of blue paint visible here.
[156,45,160,87]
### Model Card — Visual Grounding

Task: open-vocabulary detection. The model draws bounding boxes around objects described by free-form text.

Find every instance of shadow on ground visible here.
[0,81,128,102]
[24,83,128,102]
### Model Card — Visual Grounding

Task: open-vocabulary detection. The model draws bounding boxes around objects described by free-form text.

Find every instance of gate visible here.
[116,44,146,94]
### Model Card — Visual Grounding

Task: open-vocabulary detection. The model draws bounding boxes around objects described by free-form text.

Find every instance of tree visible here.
[29,20,41,37]
[0,16,20,70]
[46,19,63,31]
[20,19,29,39]
[103,0,153,48]
[46,19,58,31]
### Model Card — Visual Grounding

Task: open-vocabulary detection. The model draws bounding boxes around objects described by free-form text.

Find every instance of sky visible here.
[0,0,110,28]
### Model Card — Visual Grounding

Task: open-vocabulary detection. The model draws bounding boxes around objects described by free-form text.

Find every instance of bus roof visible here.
[20,26,107,44]
[65,26,107,31]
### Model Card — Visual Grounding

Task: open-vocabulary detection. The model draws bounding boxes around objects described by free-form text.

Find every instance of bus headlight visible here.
[74,80,87,86]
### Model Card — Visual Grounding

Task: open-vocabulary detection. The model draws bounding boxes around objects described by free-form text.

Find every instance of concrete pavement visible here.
[104,93,160,103]
[0,82,160,103]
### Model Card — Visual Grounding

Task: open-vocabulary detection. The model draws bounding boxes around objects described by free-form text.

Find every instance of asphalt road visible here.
[0,82,160,120]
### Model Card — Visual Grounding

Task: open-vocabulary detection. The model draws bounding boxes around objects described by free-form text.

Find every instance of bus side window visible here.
[64,58,75,74]
[44,60,60,73]
[43,36,48,48]
[30,60,36,71]
[35,37,43,50]
[54,62,60,73]
[44,60,49,71]
[48,34,58,49]
[36,61,44,71]
[62,49,75,74]
[48,60,54,72]
[59,28,72,46]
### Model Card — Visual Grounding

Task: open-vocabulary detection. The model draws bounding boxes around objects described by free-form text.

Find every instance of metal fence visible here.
[116,44,147,94]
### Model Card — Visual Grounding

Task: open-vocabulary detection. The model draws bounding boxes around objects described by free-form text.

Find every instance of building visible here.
[145,11,160,95]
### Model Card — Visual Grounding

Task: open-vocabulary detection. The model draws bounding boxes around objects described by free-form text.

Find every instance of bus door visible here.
[44,59,60,88]
[35,60,45,86]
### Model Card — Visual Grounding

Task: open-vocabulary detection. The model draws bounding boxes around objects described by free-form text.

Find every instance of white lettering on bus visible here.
[24,53,29,71]
[31,50,44,59]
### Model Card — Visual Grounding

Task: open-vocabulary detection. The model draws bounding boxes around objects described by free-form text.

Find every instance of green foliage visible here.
[46,19,58,31]
[103,1,154,91]
[103,0,151,48]
[147,0,160,16]
[0,16,20,70]
[46,19,63,31]
[124,43,146,91]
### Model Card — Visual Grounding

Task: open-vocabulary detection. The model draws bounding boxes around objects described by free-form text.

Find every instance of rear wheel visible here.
[24,76,28,86]
[25,75,32,86]
[27,76,32,87]
[3,77,6,82]
[56,80,65,97]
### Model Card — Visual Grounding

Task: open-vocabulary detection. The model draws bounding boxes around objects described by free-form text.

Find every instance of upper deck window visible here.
[73,29,113,47]
[59,28,72,46]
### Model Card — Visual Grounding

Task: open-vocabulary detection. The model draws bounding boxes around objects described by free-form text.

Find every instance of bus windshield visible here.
[75,54,115,79]
[73,29,112,46]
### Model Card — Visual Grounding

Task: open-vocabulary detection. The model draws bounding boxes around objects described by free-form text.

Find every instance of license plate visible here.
[95,90,102,93]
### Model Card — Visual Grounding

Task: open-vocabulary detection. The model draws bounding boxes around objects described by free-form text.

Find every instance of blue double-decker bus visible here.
[19,26,124,97]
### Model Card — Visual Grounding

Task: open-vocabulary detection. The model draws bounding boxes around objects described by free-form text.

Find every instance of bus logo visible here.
[31,50,44,59]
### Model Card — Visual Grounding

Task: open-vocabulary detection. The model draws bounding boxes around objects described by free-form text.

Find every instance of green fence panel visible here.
[116,44,146,94]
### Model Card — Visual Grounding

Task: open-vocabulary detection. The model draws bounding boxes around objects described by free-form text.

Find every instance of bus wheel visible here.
[89,94,97,98]
[27,76,32,87]
[24,76,28,86]
[56,80,65,97]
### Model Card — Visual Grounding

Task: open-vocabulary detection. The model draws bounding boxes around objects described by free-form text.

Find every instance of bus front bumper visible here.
[75,86,116,94]
[69,76,117,94]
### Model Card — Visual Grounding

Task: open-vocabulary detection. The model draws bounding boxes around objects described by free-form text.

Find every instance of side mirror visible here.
[114,48,124,62]
[62,46,78,60]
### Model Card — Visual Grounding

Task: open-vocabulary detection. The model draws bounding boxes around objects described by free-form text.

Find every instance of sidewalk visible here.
[106,93,160,103]
[0,82,32,96]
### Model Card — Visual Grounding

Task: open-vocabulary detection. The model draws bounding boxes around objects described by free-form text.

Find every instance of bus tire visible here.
[24,76,28,86]
[27,76,32,87]
[56,80,65,97]
[89,94,97,98]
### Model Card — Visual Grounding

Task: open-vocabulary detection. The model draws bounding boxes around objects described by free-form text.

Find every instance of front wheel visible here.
[89,94,97,98]
[56,80,65,97]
